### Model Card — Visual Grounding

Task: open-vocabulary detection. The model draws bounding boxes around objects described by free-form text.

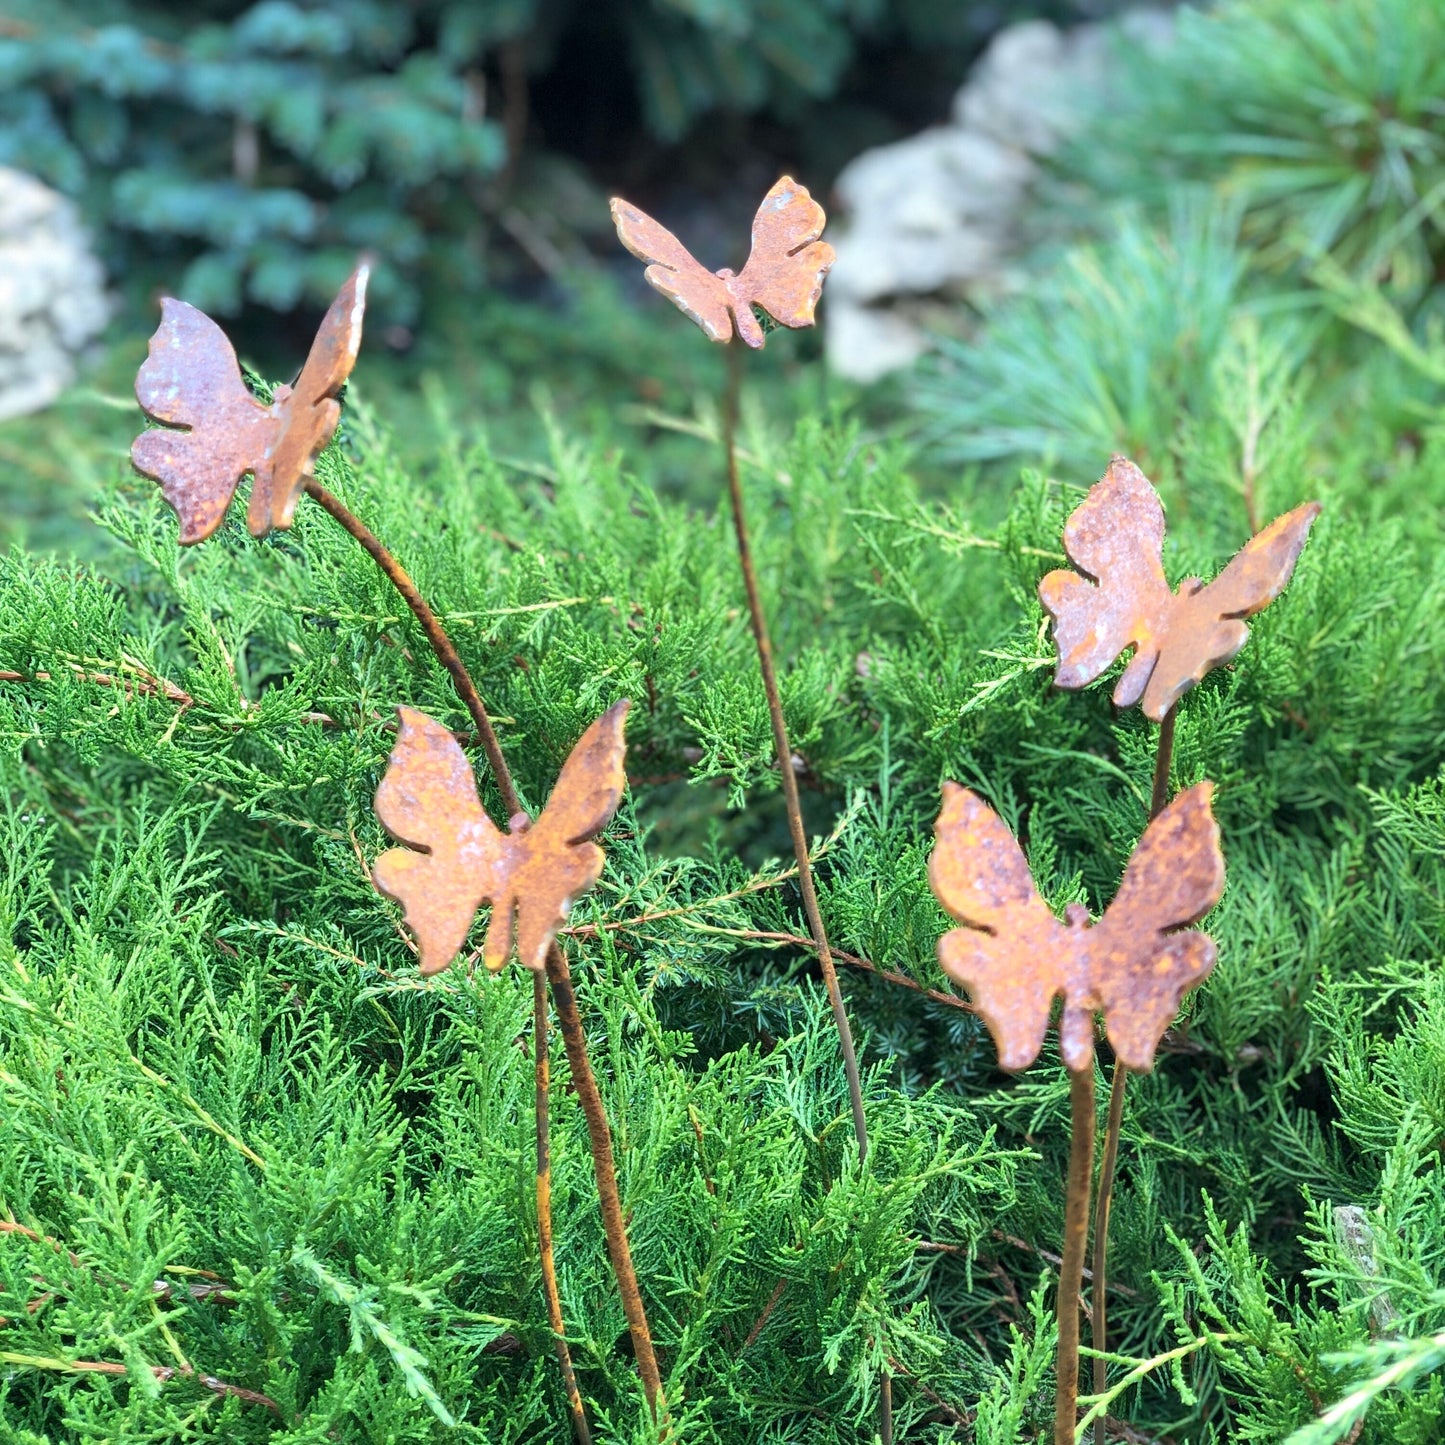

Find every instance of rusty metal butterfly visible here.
[610,176,834,348]
[131,265,368,544]
[929,781,1225,1073]
[1038,456,1321,722]
[372,701,630,974]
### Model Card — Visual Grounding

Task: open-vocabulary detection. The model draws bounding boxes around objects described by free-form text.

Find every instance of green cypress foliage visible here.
[7,2,1445,1437]
[3,339,1445,1436]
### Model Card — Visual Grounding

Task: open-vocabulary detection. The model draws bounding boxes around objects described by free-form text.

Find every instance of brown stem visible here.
[302,477,520,816]
[546,944,666,1422]
[741,1278,788,1352]
[1057,1065,1096,1445]
[302,477,637,1439]
[536,970,591,1444]
[720,344,869,1162]
[0,1219,237,1323]
[885,1354,970,1428]
[1091,702,1177,1440]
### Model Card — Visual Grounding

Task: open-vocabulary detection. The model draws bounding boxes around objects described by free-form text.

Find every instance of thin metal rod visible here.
[1149,703,1177,824]
[536,969,593,1443]
[1089,1061,1127,1445]
[302,476,629,1437]
[719,344,869,1163]
[1089,702,1177,1443]
[546,944,666,1420]
[303,478,520,816]
[1057,1065,1096,1445]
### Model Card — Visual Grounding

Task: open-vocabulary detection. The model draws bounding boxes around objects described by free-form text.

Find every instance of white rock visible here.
[828,129,1031,307]
[0,168,110,422]
[823,298,929,384]
[824,8,1176,384]
[952,20,1079,154]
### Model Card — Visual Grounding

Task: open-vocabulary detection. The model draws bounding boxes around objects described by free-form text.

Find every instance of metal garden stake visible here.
[1038,453,1320,1441]
[128,276,667,1439]
[610,178,887,1433]
[929,780,1227,1444]
[373,699,667,1426]
[608,179,867,1152]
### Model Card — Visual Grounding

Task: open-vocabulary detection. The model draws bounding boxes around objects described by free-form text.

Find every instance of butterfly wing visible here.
[1090,782,1225,1071]
[251,263,370,536]
[131,299,276,544]
[610,199,735,344]
[732,176,835,347]
[1038,456,1175,709]
[1142,501,1322,720]
[372,707,509,974]
[929,782,1068,1071]
[503,700,632,973]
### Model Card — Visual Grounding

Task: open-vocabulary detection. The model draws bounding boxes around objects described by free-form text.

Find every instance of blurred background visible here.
[4,0,1445,553]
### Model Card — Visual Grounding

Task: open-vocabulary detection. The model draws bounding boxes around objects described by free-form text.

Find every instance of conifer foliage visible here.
[7,1,1445,1432]
[0,0,968,318]
[5,318,1445,1437]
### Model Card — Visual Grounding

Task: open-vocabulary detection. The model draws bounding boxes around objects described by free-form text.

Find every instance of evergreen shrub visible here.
[916,0,1445,485]
[5,2,1445,1435]
[2,332,1444,1437]
[1064,0,1445,295]
[0,0,1012,321]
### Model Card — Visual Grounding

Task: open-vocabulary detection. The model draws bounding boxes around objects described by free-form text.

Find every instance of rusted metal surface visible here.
[610,176,834,348]
[373,701,630,974]
[1038,456,1321,722]
[132,265,369,543]
[1056,1062,1096,1445]
[928,779,1225,1072]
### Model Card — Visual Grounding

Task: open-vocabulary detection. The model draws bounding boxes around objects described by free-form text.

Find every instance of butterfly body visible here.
[1039,456,1321,721]
[610,177,834,348]
[930,779,1224,1072]
[372,701,630,975]
[132,265,369,544]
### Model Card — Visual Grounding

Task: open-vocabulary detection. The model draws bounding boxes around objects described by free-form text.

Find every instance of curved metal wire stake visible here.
[290,485,604,1441]
[928,778,1226,1442]
[1058,1064,1096,1445]
[721,344,869,1159]
[306,484,600,1438]
[371,699,667,1424]
[608,178,868,1155]
[126,280,627,1441]
[610,174,875,1436]
[1037,455,1321,1441]
[534,969,592,1443]
[1089,700,1175,1445]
